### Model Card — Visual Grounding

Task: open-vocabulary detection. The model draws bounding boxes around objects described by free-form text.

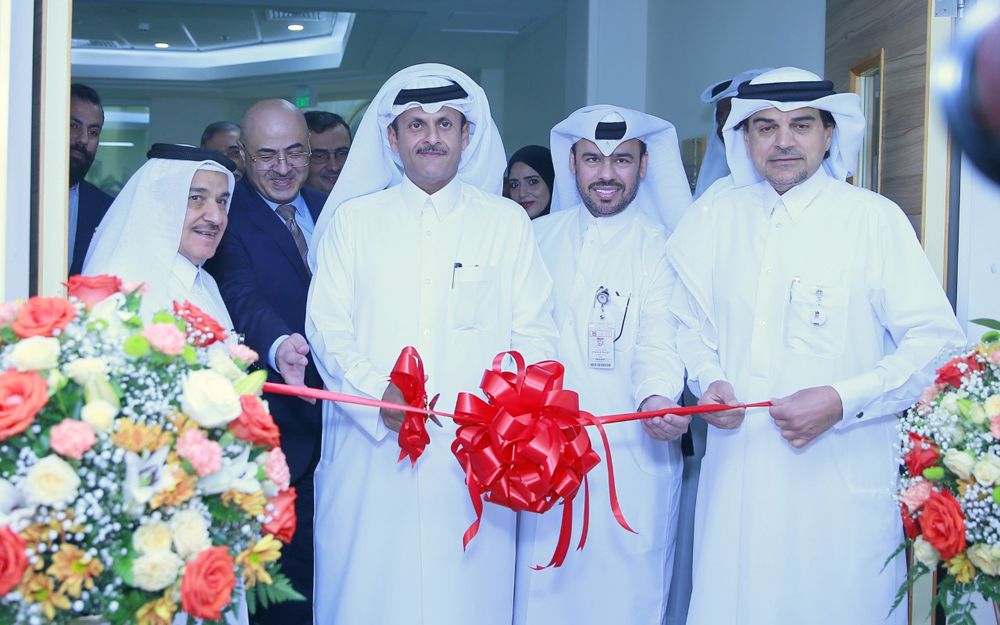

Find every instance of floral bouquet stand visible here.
[894,322,1000,625]
[0,277,302,624]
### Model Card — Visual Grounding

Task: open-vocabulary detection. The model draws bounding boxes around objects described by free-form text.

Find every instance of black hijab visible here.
[507,144,555,218]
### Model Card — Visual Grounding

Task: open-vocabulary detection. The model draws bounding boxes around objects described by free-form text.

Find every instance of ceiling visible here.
[72,0,567,100]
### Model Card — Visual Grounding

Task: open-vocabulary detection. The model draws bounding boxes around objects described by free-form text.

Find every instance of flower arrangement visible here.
[892,321,1000,624]
[0,275,302,624]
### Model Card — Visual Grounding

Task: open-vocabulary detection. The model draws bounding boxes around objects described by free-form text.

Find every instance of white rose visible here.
[131,550,183,592]
[968,543,1000,576]
[207,343,246,385]
[81,400,118,433]
[170,509,211,558]
[943,449,976,480]
[24,455,80,508]
[974,454,1000,486]
[62,357,110,385]
[132,521,173,555]
[8,336,60,371]
[987,394,1000,417]
[940,393,960,415]
[970,403,989,425]
[180,370,241,428]
[914,536,940,567]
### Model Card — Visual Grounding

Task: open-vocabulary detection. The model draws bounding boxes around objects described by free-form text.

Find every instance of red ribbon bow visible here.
[393,346,439,466]
[452,351,634,568]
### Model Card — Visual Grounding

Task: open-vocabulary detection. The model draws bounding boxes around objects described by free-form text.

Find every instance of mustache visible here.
[417,145,448,156]
[69,142,93,159]
[588,179,624,191]
[768,148,805,160]
[193,224,221,233]
[267,170,296,180]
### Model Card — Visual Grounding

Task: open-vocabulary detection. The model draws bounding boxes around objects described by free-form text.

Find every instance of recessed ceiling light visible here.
[154,42,170,49]
[287,24,305,32]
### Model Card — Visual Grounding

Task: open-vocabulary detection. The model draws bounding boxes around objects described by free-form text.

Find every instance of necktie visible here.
[276,204,311,275]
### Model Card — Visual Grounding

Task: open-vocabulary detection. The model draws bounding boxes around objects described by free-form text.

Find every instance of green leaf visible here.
[112,544,137,587]
[957,398,973,420]
[245,568,306,613]
[972,318,1000,331]
[0,326,16,344]
[205,495,245,523]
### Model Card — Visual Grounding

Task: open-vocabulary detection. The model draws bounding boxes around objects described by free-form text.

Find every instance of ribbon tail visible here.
[532,498,574,570]
[577,473,590,551]
[589,417,636,534]
[461,463,485,551]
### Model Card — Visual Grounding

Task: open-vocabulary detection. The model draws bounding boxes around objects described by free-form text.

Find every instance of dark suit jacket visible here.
[69,180,114,276]
[206,178,326,481]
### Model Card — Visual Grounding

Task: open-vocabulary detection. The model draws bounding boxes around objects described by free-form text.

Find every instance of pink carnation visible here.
[49,419,97,460]
[918,383,944,407]
[176,429,222,477]
[119,280,149,297]
[0,301,22,326]
[228,343,259,366]
[264,448,291,491]
[991,350,1000,367]
[991,415,1000,440]
[142,323,187,356]
[900,480,933,512]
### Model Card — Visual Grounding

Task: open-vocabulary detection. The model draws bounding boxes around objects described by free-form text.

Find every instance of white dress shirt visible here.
[306,175,557,625]
[169,254,235,334]
[68,184,80,266]
[668,169,965,624]
[515,204,684,625]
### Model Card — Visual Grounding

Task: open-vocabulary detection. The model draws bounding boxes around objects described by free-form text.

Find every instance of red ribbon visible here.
[391,346,440,466]
[451,352,634,568]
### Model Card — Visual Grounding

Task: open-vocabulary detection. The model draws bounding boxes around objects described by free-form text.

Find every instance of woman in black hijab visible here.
[507,145,554,219]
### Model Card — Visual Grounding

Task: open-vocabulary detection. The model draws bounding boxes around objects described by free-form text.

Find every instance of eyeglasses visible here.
[309,148,351,165]
[245,151,311,171]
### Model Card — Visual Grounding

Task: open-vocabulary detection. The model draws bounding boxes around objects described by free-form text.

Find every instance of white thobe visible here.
[514,205,684,624]
[169,254,235,334]
[306,176,558,625]
[169,256,245,624]
[667,169,965,624]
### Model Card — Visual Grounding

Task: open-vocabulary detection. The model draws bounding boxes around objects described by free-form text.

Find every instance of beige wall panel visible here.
[826,0,928,237]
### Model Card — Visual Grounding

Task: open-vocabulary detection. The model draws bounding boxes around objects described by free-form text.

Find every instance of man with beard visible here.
[669,67,964,624]
[204,99,324,625]
[514,106,693,625]
[304,111,352,195]
[68,83,114,276]
[306,63,558,624]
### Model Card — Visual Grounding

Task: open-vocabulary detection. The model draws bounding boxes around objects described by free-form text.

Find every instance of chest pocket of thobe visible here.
[449,265,500,330]
[783,282,850,358]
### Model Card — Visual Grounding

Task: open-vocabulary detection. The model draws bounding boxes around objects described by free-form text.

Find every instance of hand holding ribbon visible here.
[390,346,440,466]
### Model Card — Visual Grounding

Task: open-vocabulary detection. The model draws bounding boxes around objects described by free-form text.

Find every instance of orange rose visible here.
[173,301,228,347]
[64,275,122,309]
[0,526,28,595]
[228,395,281,449]
[10,297,76,338]
[263,487,297,544]
[920,489,967,560]
[0,369,48,440]
[180,546,236,621]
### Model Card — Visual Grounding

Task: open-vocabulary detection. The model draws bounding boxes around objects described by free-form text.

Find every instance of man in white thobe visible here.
[305,64,558,625]
[514,106,691,624]
[669,67,965,624]
[83,143,237,331]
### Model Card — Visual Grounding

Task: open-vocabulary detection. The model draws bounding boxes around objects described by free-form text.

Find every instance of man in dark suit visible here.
[205,99,324,625]
[68,84,114,276]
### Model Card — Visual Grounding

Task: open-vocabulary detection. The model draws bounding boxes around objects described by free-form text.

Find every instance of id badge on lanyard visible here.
[588,285,614,369]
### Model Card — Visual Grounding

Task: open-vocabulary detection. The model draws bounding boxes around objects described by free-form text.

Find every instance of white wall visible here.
[501,8,570,154]
[645,0,827,141]
[3,0,33,299]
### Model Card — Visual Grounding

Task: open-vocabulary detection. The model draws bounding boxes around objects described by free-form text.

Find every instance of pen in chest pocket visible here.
[452,262,462,288]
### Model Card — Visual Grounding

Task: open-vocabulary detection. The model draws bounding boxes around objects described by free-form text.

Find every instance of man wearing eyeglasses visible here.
[304,111,352,195]
[205,98,324,625]
[515,106,693,625]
